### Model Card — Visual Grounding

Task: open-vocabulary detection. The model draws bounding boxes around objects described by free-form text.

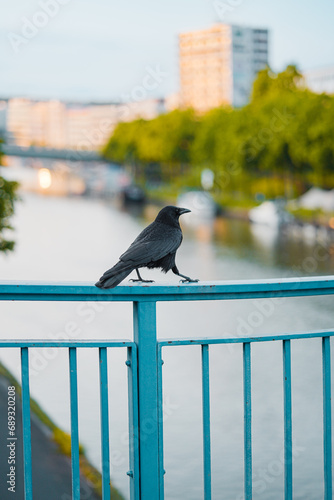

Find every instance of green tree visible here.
[103,110,197,166]
[101,64,334,200]
[251,64,304,102]
[0,138,19,252]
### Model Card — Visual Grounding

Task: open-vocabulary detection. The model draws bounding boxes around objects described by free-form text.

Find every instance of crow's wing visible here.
[120,222,182,266]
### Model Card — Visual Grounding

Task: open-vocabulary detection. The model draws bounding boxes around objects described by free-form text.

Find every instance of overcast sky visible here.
[1,0,333,102]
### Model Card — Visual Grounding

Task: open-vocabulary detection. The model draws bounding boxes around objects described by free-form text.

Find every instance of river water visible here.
[0,191,334,500]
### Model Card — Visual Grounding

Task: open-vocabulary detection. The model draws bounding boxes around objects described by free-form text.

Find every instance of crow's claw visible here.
[130,279,155,283]
[179,278,199,283]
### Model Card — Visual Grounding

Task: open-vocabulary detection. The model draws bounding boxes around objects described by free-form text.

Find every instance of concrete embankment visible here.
[0,371,102,500]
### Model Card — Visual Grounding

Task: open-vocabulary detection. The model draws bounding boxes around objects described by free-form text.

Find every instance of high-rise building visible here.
[179,24,269,112]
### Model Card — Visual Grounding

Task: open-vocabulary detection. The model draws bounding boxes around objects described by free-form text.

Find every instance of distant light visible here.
[38,168,52,189]
[201,168,214,190]
[329,217,334,229]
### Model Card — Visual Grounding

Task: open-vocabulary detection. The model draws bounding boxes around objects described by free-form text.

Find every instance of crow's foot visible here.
[179,278,199,283]
[130,279,155,283]
[131,269,154,283]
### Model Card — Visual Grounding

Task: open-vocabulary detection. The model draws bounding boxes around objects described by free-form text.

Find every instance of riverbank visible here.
[147,186,334,230]
[0,362,124,500]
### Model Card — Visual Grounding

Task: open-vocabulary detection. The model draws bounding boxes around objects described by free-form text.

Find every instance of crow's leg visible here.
[136,269,155,282]
[172,266,199,283]
[129,268,155,283]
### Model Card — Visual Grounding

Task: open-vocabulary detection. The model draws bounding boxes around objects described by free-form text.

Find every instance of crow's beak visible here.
[179,208,191,215]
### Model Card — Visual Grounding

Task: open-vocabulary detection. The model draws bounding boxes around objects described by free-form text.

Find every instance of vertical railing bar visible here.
[283,339,293,500]
[322,336,332,500]
[201,343,212,500]
[21,347,33,500]
[99,347,111,500]
[127,344,140,500]
[69,347,80,500]
[243,342,252,500]
[157,343,165,500]
[133,301,160,498]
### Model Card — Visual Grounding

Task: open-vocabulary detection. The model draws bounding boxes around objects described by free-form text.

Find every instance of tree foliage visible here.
[102,65,334,197]
[103,110,197,165]
[0,139,19,252]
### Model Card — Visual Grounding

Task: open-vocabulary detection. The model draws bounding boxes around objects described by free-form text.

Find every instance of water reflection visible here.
[0,191,334,500]
[199,216,334,275]
[250,223,280,250]
[120,199,334,279]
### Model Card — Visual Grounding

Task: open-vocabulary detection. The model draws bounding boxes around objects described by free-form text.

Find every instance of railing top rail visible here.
[1,330,333,348]
[0,276,334,302]
[158,329,334,347]
[0,339,134,348]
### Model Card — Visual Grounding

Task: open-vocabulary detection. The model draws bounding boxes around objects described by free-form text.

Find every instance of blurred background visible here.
[1,0,334,499]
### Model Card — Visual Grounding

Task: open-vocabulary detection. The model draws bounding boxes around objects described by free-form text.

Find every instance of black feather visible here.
[95,205,198,289]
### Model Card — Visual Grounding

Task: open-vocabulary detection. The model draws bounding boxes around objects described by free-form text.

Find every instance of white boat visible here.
[293,187,334,212]
[249,201,292,226]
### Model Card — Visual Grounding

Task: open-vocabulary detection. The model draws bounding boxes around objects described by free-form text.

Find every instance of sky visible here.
[0,0,334,102]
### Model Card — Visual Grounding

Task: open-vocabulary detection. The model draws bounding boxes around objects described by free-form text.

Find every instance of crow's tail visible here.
[95,261,134,289]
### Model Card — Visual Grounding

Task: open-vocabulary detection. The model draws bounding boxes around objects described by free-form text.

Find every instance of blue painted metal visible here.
[283,339,293,500]
[133,301,161,498]
[201,344,212,500]
[243,343,252,500]
[21,347,33,500]
[157,344,165,500]
[1,279,334,499]
[158,330,334,346]
[322,336,332,500]
[1,275,334,302]
[127,345,140,500]
[0,331,334,349]
[69,347,80,500]
[99,347,111,500]
[0,340,133,348]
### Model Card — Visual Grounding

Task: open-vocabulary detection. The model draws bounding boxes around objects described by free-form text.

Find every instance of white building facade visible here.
[6,98,165,150]
[303,66,334,95]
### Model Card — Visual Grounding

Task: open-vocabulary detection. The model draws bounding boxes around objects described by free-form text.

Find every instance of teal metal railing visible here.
[0,276,333,500]
[1,340,139,500]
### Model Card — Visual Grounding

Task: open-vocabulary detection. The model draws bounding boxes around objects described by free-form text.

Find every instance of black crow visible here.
[95,206,198,289]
